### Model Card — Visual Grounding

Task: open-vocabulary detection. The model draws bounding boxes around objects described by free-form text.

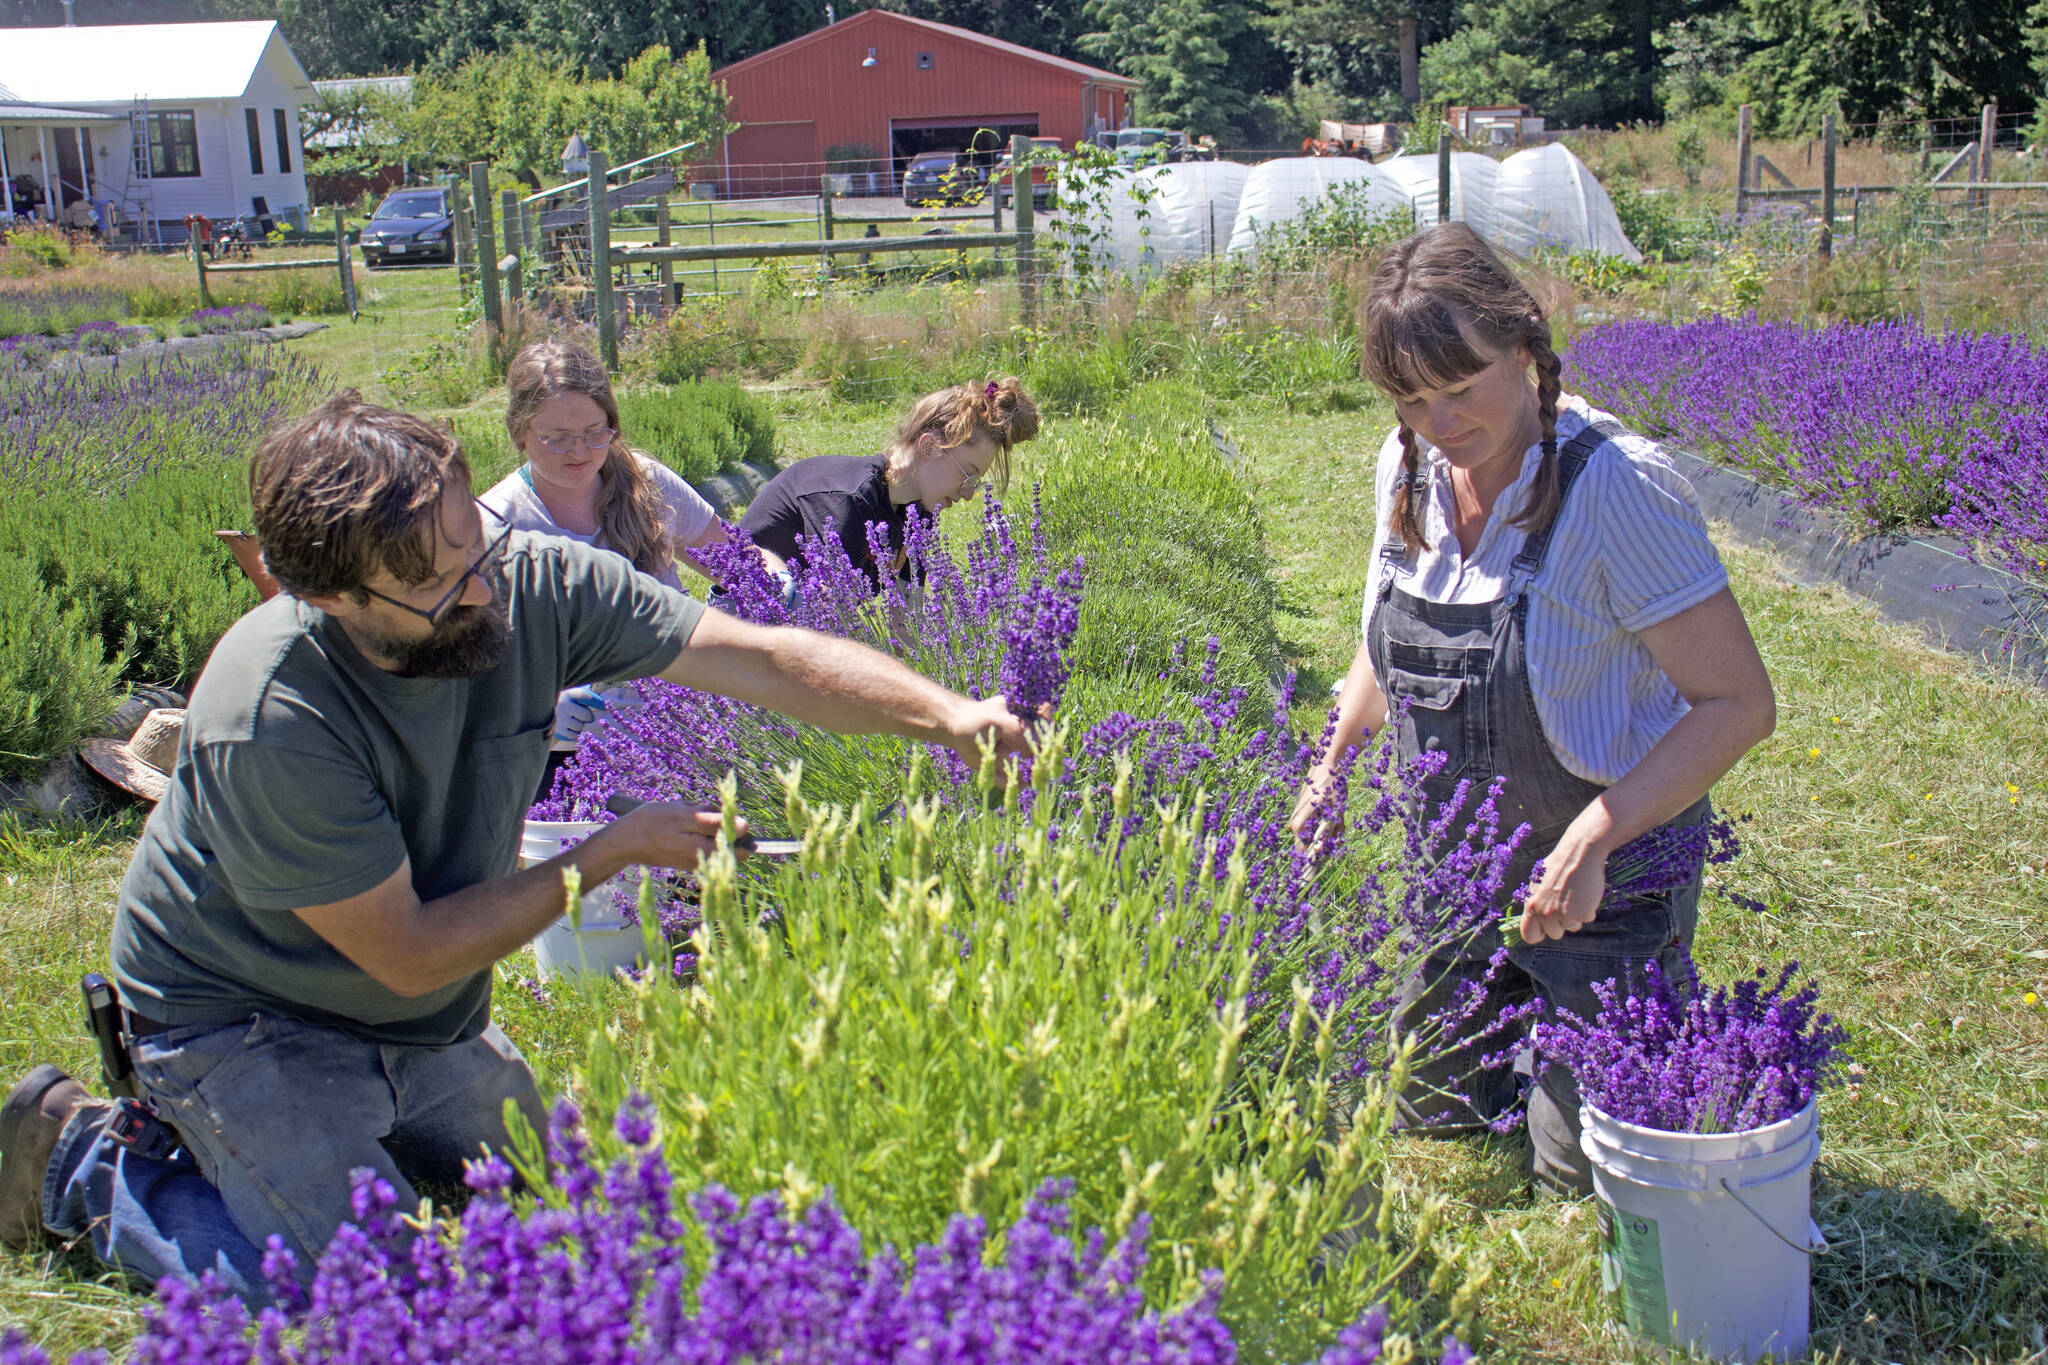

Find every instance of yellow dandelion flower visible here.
[1924,793,1934,800]
[1831,716,1841,723]
[2028,992,2040,1006]
[1551,1277,1563,1289]
[2008,784,2021,794]
[1808,747,1820,759]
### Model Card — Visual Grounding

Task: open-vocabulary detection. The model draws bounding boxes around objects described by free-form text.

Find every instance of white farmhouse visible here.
[0,20,314,243]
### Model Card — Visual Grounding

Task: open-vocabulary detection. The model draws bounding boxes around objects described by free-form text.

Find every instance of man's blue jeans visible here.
[42,1013,545,1305]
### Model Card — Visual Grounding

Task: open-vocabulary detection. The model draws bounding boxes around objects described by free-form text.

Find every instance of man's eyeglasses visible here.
[535,427,616,455]
[360,503,511,626]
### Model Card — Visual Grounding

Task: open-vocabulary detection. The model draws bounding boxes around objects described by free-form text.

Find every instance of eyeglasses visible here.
[945,447,988,499]
[535,427,616,455]
[360,503,512,626]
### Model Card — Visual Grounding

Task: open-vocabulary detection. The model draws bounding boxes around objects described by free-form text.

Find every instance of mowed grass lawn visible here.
[0,377,2044,1362]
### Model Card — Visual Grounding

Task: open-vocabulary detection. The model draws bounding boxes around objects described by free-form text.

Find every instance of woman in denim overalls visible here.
[1293,225,1778,1194]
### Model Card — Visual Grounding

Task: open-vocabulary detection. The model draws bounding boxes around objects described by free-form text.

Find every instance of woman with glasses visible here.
[482,340,725,589]
[482,340,731,773]
[738,376,1040,594]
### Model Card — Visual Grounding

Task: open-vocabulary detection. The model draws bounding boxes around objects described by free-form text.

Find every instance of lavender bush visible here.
[0,283,127,339]
[0,1097,1475,1364]
[0,341,325,494]
[182,303,275,335]
[1533,955,1848,1134]
[526,477,1521,1354]
[1565,316,2048,588]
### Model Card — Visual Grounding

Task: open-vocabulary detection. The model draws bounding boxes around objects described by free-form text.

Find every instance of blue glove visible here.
[552,685,610,748]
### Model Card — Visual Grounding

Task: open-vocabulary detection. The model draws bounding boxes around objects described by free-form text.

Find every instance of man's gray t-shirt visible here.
[111,532,704,1048]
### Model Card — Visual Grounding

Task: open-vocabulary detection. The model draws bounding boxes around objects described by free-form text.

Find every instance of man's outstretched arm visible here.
[660,608,1029,768]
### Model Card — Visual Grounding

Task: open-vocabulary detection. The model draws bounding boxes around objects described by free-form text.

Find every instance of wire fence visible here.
[335,102,2048,413]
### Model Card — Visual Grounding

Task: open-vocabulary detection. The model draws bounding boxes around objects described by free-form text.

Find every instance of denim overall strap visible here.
[1367,418,1620,862]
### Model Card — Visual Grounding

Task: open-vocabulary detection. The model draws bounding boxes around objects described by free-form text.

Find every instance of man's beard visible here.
[360,567,513,679]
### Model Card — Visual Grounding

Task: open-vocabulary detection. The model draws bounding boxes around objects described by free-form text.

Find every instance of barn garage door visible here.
[889,115,1039,189]
[723,121,818,197]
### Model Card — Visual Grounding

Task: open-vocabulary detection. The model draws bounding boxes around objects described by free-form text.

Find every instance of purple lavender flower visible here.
[1564,316,2048,602]
[1532,952,1848,1133]
[0,1098,1474,1364]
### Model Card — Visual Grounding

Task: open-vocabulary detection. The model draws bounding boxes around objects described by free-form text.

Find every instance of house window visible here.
[273,108,293,173]
[147,110,201,178]
[245,108,265,174]
[916,51,933,69]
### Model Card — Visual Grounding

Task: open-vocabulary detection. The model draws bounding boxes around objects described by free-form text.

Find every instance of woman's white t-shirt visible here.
[1360,394,1729,785]
[481,451,717,590]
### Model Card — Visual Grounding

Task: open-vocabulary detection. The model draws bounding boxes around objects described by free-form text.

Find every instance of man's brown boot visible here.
[0,1066,90,1250]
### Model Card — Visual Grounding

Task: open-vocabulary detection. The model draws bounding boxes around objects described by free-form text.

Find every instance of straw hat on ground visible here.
[78,709,184,804]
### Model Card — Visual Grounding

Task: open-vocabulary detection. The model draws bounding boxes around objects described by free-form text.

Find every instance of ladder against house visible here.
[127,97,160,246]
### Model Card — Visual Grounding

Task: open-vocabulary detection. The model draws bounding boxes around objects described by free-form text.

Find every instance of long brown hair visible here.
[1361,223,1563,552]
[504,340,672,575]
[886,376,1041,493]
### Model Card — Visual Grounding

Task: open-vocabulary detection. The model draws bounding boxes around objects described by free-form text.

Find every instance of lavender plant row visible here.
[539,499,1531,1068]
[1565,316,2048,585]
[0,1099,1472,1364]
[0,342,326,494]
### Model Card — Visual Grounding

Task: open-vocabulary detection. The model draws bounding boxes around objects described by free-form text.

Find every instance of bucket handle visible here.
[1716,1174,1830,1256]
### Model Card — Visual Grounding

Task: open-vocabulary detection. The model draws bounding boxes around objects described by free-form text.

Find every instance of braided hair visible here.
[1361,223,1563,552]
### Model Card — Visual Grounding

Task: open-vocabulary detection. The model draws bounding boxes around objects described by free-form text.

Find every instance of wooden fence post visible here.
[471,161,501,334]
[450,175,471,285]
[1734,104,1753,217]
[589,149,616,371]
[1436,130,1452,223]
[1011,133,1036,328]
[654,195,674,305]
[501,188,523,307]
[818,178,835,282]
[1978,99,1997,211]
[335,212,357,320]
[1817,112,1836,261]
[191,232,209,307]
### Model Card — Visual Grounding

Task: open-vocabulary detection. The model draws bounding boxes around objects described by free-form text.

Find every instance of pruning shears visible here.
[603,793,802,855]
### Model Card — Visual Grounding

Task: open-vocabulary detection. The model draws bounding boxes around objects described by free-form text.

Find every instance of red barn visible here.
[711,11,1138,196]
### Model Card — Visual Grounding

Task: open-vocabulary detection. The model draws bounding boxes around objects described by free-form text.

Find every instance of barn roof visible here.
[0,21,312,105]
[715,11,1139,89]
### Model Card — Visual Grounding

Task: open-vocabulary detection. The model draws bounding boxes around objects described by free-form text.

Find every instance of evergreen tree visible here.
[1080,0,1273,142]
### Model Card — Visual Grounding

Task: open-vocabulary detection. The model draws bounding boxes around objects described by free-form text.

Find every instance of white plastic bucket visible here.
[520,820,645,982]
[1581,1099,1826,1364]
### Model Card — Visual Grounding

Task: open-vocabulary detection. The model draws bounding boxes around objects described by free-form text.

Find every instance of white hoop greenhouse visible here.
[1066,142,1640,279]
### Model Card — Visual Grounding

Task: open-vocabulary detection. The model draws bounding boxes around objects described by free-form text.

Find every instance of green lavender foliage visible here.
[0,467,260,690]
[0,556,125,780]
[1033,384,1281,697]
[570,753,1482,1365]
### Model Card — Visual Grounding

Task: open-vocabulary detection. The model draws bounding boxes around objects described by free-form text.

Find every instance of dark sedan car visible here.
[360,188,454,267]
[902,152,985,207]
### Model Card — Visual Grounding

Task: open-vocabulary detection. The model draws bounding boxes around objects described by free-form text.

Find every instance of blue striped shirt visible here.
[1360,395,1729,785]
